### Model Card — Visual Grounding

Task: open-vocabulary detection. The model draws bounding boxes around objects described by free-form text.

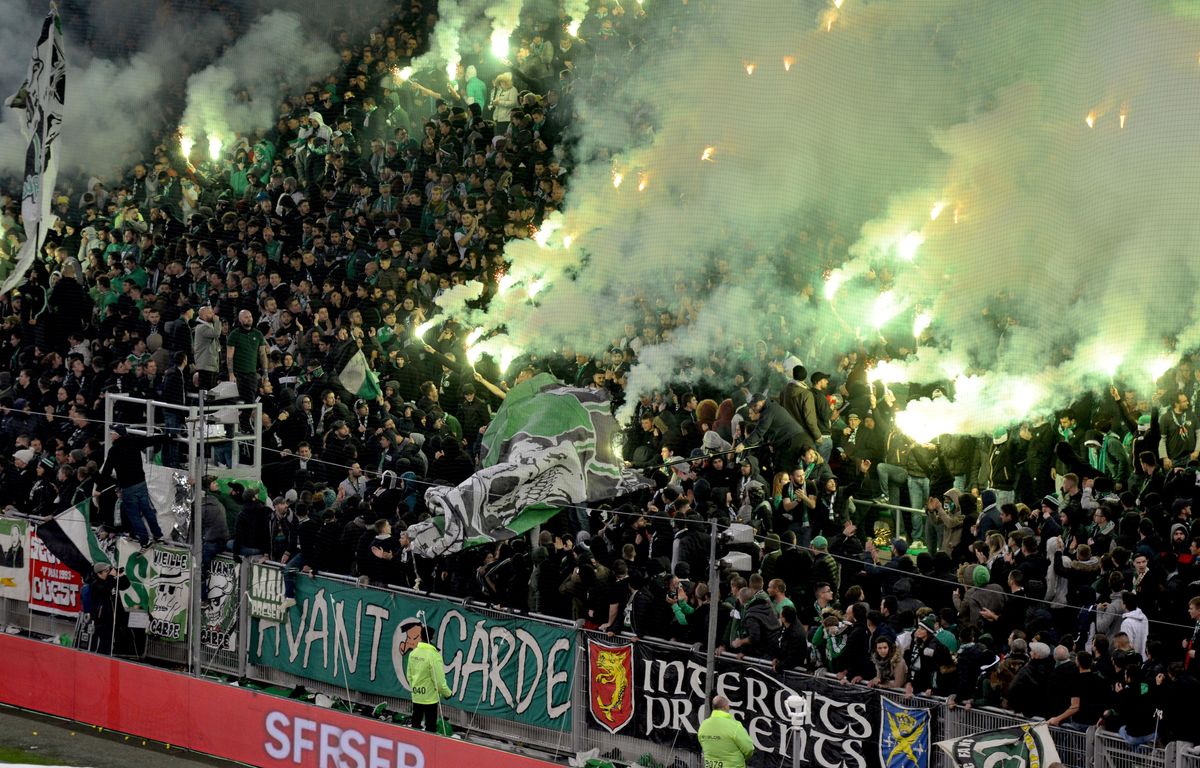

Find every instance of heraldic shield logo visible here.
[588,639,634,734]
[880,698,931,768]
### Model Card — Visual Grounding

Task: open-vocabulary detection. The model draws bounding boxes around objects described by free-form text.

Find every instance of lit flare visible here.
[490,29,510,59]
[898,231,924,261]
[913,312,933,339]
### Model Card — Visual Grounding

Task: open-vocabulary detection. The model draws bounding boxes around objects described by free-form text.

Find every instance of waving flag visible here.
[409,373,652,557]
[36,500,110,579]
[336,348,381,399]
[2,8,66,295]
[936,723,1061,768]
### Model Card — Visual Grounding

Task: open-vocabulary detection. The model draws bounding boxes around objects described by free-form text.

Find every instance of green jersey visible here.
[227,326,266,374]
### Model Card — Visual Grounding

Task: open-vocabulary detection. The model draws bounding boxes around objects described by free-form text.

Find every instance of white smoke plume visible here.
[413,0,489,79]
[454,0,1200,433]
[180,11,338,146]
[0,0,387,179]
[412,0,526,79]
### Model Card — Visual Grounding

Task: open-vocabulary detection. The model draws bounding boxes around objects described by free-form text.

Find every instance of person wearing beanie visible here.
[904,611,951,696]
[973,565,991,588]
[810,536,839,593]
[976,489,1002,541]
[954,564,1005,627]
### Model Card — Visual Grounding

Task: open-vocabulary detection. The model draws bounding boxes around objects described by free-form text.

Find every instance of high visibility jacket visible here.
[406,642,452,705]
[697,709,754,768]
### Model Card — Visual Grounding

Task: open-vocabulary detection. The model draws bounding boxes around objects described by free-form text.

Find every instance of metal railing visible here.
[103,393,262,481]
[1176,743,1199,768]
[0,553,1191,768]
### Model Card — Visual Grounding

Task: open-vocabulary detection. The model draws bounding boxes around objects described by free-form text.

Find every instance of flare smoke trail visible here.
[180,11,338,145]
[454,0,1200,433]
[413,0,525,78]
[0,0,387,178]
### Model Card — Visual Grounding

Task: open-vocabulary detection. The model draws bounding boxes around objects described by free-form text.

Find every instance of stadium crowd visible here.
[0,0,1197,751]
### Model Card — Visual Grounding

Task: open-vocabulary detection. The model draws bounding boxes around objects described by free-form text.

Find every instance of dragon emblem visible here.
[588,640,633,733]
[594,649,629,721]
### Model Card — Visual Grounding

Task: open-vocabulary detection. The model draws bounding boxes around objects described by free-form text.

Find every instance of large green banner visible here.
[249,574,574,729]
[110,539,190,641]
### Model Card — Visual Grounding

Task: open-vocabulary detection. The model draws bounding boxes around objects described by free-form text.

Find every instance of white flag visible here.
[2,9,66,295]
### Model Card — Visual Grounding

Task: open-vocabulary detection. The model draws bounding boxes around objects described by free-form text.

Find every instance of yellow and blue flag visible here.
[879,698,931,768]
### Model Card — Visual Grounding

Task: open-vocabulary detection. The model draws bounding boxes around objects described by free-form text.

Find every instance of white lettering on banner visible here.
[263,711,424,768]
[304,589,329,669]
[636,657,872,768]
[149,619,182,640]
[31,575,78,606]
[513,629,542,714]
[488,626,516,709]
[545,639,571,721]
[365,604,389,682]
[436,609,572,718]
[255,591,572,722]
[29,534,53,561]
[286,600,309,662]
[333,598,361,677]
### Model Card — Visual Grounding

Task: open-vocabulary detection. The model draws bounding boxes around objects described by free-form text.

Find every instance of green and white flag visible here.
[408,373,652,557]
[147,546,190,641]
[36,500,110,579]
[0,518,29,601]
[3,7,66,295]
[337,349,381,399]
[936,724,1062,768]
[114,537,152,611]
[248,561,285,621]
[201,555,239,651]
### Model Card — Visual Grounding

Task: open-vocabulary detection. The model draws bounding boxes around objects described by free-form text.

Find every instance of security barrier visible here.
[0,554,1188,768]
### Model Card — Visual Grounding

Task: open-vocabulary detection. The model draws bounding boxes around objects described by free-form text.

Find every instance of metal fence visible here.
[1177,743,1200,768]
[0,563,1191,768]
[103,393,263,481]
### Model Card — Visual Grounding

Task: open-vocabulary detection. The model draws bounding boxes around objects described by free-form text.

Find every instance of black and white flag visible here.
[3,7,66,295]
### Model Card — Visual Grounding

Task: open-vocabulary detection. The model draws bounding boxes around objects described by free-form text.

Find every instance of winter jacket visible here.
[952,642,999,703]
[740,593,782,658]
[779,381,820,447]
[955,583,1006,626]
[1120,608,1149,657]
[776,621,810,670]
[975,440,1017,491]
[698,709,754,768]
[939,434,976,477]
[1007,656,1054,717]
[904,636,951,694]
[405,641,452,705]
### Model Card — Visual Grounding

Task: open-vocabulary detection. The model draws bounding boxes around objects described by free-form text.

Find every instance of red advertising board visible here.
[28,529,82,616]
[0,634,559,768]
